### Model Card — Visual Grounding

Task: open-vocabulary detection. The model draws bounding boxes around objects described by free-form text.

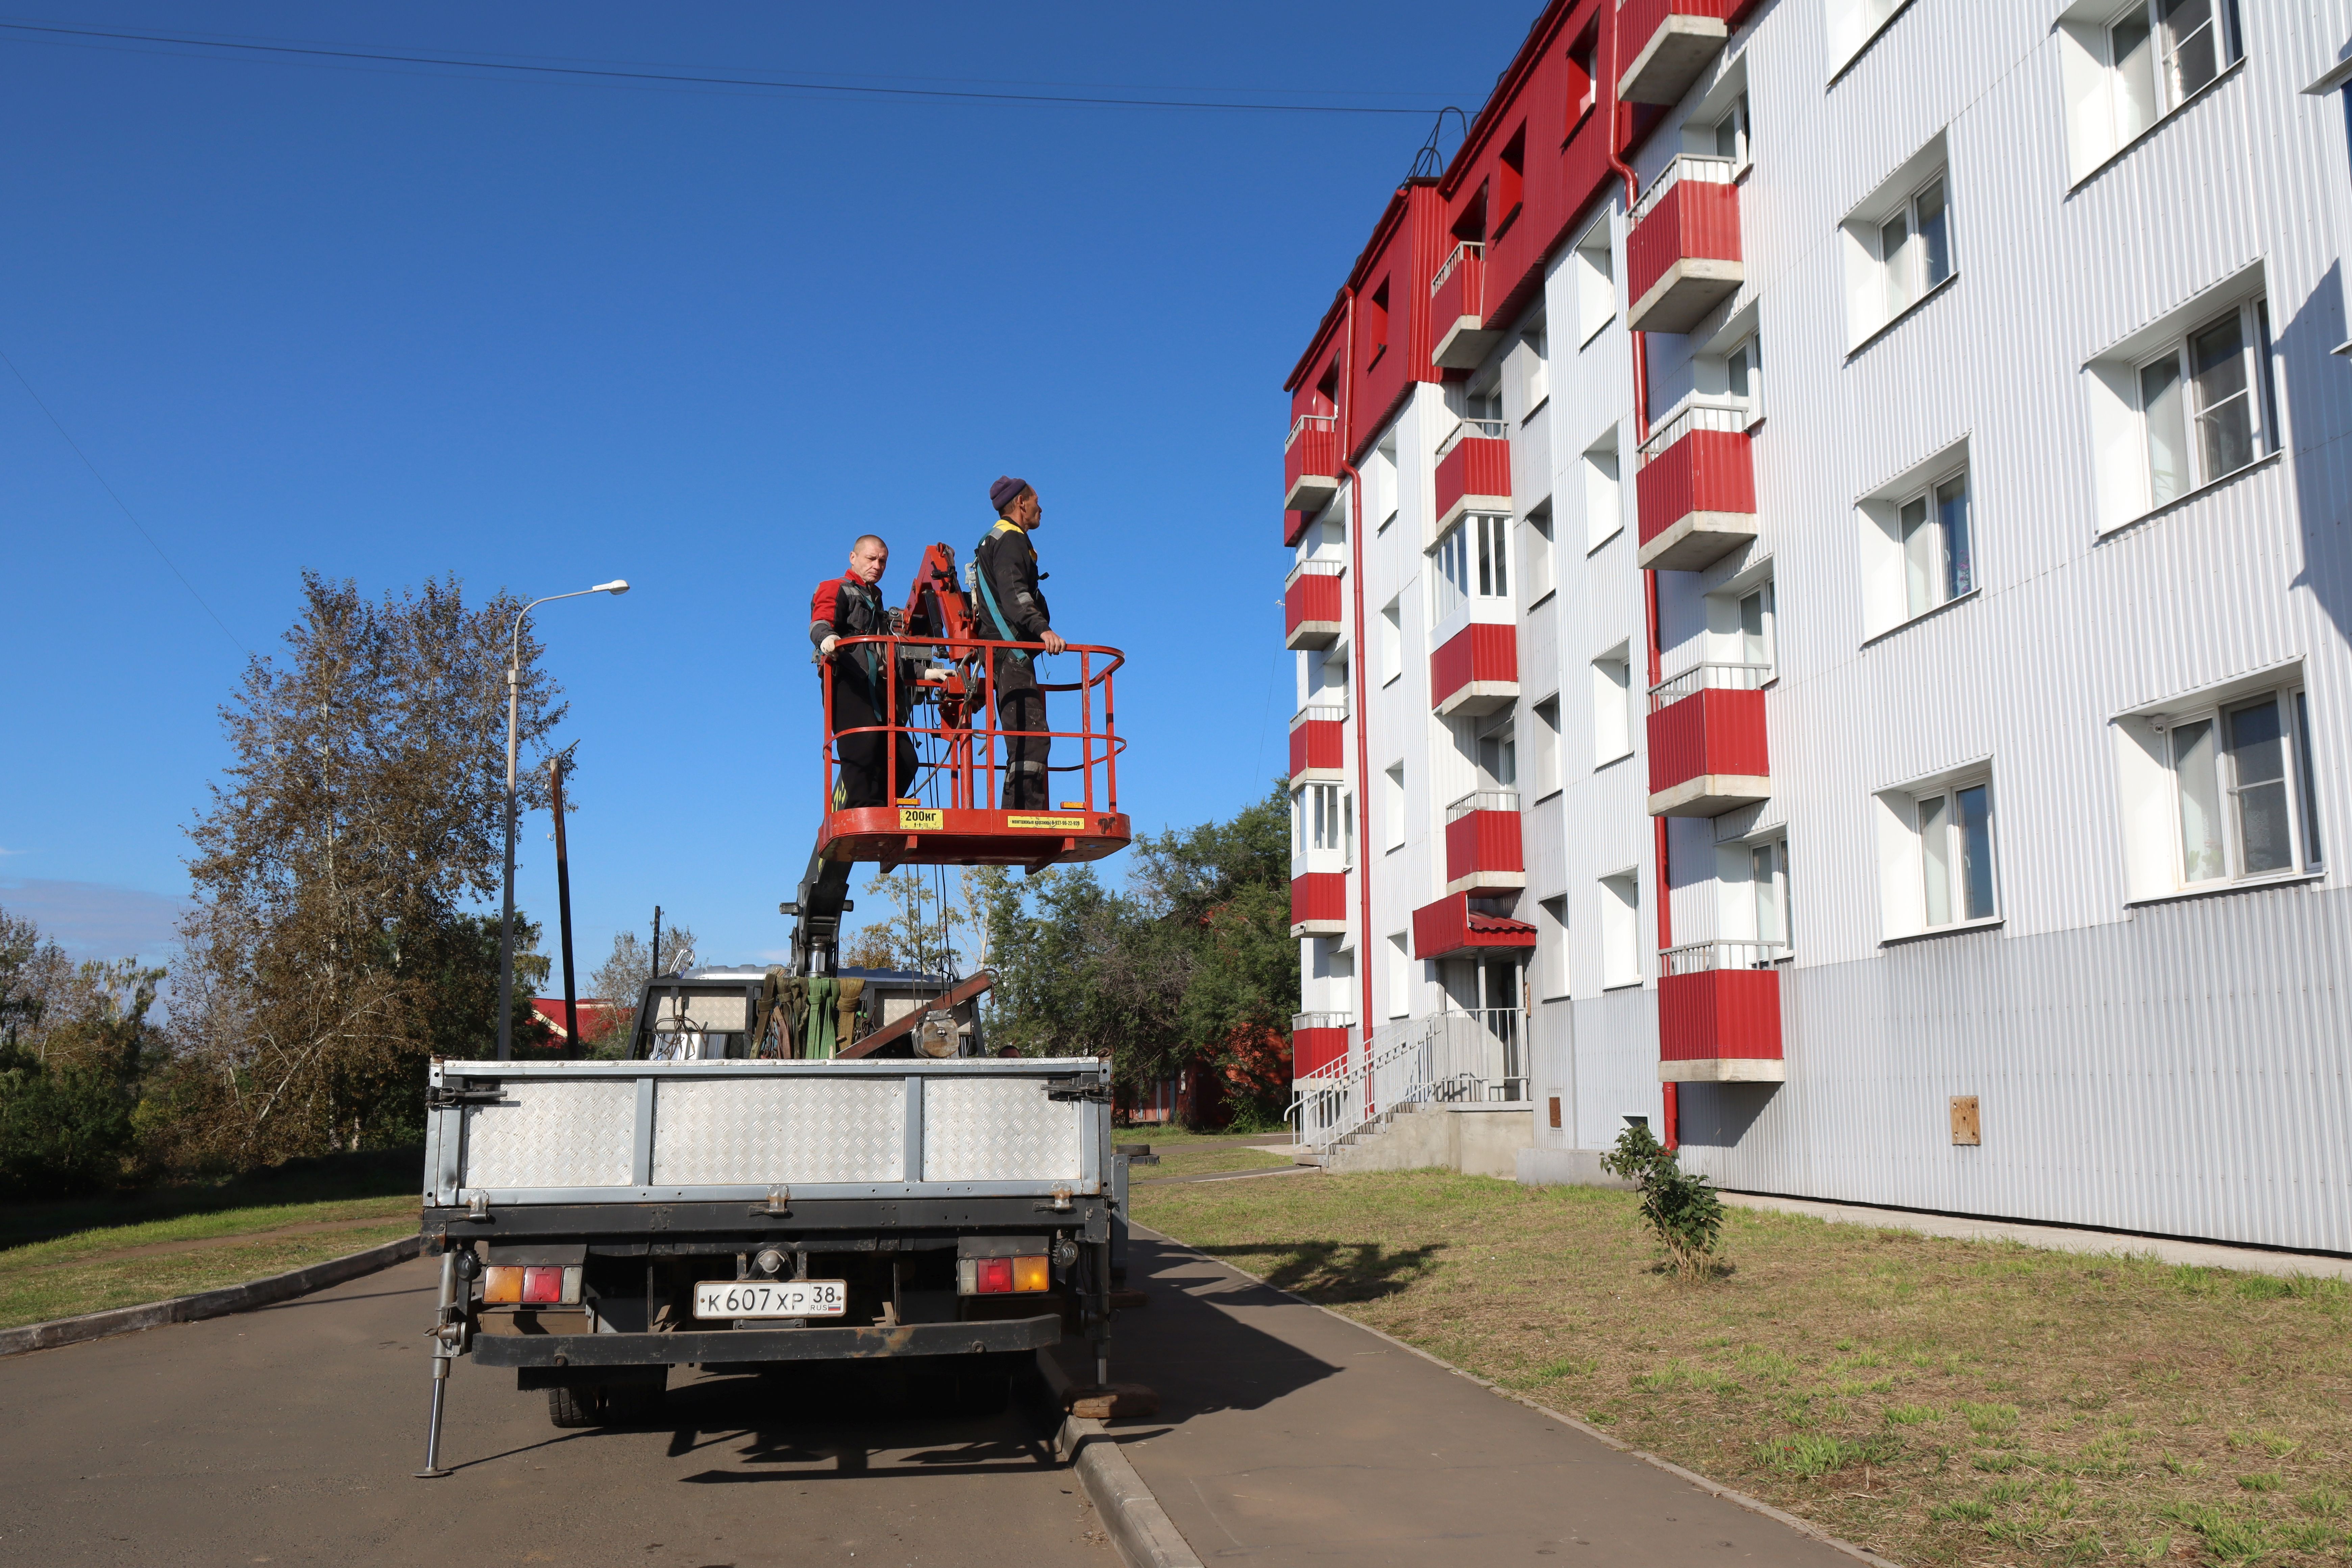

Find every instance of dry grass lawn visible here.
[0,1195,417,1329]
[1134,1169,2352,1567]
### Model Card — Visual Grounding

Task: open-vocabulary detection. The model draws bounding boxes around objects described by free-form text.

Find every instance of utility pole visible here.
[550,756,579,1056]
[651,905,663,983]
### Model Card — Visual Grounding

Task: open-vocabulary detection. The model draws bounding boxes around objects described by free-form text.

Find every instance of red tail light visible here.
[521,1266,563,1304]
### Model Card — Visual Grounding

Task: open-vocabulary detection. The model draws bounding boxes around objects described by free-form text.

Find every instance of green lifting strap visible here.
[804,975,839,1060]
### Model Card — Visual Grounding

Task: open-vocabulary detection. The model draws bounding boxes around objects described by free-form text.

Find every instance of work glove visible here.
[819,635,841,657]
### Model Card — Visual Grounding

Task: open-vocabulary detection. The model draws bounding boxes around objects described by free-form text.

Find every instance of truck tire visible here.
[547,1385,603,1428]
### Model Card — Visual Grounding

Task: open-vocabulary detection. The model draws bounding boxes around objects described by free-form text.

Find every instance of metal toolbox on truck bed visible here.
[422,1056,1110,1209]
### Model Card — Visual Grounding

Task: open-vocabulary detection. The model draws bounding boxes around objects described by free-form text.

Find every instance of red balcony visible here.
[1291,872,1348,937]
[1412,892,1535,961]
[1285,560,1345,650]
[1435,419,1512,531]
[1647,663,1770,816]
[1636,401,1757,571]
[1618,0,1744,105]
[1284,413,1340,517]
[1292,1012,1354,1078]
[1430,242,1501,371]
[1288,703,1346,783]
[1429,623,1516,717]
[1444,790,1524,894]
[1628,156,1743,335]
[1659,940,1786,1083]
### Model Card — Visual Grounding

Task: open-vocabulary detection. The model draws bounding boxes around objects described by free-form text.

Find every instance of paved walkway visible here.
[1720,1192,2352,1281]
[1079,1229,1877,1567]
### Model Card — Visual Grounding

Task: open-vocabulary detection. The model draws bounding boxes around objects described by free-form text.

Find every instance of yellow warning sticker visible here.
[898,807,945,831]
[1006,813,1087,832]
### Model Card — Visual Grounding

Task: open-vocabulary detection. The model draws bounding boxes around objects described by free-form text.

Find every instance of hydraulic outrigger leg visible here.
[414,1247,462,1478]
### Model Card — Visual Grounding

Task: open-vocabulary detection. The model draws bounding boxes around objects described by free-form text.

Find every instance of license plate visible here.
[692,1279,848,1320]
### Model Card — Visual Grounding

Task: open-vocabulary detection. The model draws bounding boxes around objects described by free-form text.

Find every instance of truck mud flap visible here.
[470,1313,1062,1369]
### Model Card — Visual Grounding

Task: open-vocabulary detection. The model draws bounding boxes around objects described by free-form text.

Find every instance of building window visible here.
[1828,0,1911,70]
[2167,688,2321,885]
[1526,501,1554,604]
[1915,777,1997,927]
[1583,427,1622,550]
[1751,836,1792,947]
[1593,646,1633,766]
[1384,763,1406,850]
[1435,514,1511,624]
[1295,782,1354,865]
[1712,92,1752,166]
[1533,695,1562,797]
[1600,873,1641,988]
[1370,436,1398,533]
[1497,125,1526,235]
[1567,27,1598,126]
[1366,277,1391,364]
[2110,0,2239,140]
[2136,298,2277,509]
[1538,895,1570,999]
[1380,597,1402,684]
[1521,324,1549,412]
[1739,580,1775,672]
[1477,711,1517,790]
[1573,215,1614,345]
[1387,932,1412,1018]
[1898,468,1974,617]
[1726,333,1762,421]
[1877,174,1953,320]
[1841,135,1952,348]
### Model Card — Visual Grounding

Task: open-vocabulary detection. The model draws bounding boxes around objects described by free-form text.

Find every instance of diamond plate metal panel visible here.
[924,1077,1082,1182]
[652,1077,905,1185]
[462,1080,637,1189]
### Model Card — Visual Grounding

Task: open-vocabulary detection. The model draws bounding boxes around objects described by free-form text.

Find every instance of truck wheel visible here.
[547,1385,603,1428]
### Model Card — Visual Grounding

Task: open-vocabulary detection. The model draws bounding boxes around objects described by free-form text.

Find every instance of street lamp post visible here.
[497,580,629,1061]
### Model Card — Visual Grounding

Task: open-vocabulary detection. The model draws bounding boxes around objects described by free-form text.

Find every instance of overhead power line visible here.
[0,19,1446,114]
[0,342,247,656]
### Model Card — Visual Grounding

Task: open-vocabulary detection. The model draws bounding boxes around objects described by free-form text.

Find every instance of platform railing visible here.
[1636,397,1750,468]
[1284,557,1344,589]
[1285,411,1339,451]
[1437,416,1511,457]
[822,632,1127,815]
[1430,239,1484,295]
[1445,787,1520,824]
[1632,151,1739,226]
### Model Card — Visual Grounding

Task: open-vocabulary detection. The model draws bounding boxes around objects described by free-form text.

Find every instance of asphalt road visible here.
[0,1256,1114,1568]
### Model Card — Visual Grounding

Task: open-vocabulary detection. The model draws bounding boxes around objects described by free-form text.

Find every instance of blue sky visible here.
[0,1,1531,981]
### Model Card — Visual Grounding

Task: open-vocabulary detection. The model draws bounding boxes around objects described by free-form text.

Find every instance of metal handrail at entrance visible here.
[1648,660,1772,711]
[1632,151,1740,225]
[1660,939,1789,977]
[1288,1006,1527,1150]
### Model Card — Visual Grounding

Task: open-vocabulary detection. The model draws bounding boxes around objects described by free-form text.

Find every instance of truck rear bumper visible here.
[471,1313,1061,1369]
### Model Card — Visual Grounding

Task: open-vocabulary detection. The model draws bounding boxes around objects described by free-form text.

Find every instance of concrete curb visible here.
[0,1232,423,1359]
[1131,1224,1903,1568]
[1034,1349,1203,1568]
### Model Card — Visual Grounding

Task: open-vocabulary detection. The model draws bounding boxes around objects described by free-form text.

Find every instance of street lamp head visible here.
[594,579,630,596]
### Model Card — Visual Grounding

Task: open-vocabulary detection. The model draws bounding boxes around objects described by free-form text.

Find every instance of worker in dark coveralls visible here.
[972,477,1066,811]
[811,534,918,809]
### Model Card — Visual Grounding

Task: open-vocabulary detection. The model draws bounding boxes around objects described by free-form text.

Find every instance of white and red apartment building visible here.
[1284,0,2352,1253]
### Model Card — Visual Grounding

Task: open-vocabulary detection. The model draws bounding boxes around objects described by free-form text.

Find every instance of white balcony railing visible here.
[1437,417,1511,458]
[1631,152,1740,226]
[1430,239,1484,296]
[1648,660,1772,711]
[1284,556,1345,590]
[1286,411,1339,452]
[1637,396,1750,467]
[1660,939,1789,978]
[1445,787,1521,824]
[1290,701,1348,730]
[1289,1007,1527,1150]
[1292,1011,1356,1033]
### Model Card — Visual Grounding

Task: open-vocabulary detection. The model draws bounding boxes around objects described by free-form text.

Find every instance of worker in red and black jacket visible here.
[811,534,919,809]
[971,476,1066,811]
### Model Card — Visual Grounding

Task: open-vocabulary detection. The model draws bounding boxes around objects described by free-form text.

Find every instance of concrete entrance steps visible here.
[1311,1100,1531,1177]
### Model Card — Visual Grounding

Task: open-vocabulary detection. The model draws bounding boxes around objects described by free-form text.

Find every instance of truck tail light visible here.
[482,1265,582,1306]
[957,1255,1049,1295]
